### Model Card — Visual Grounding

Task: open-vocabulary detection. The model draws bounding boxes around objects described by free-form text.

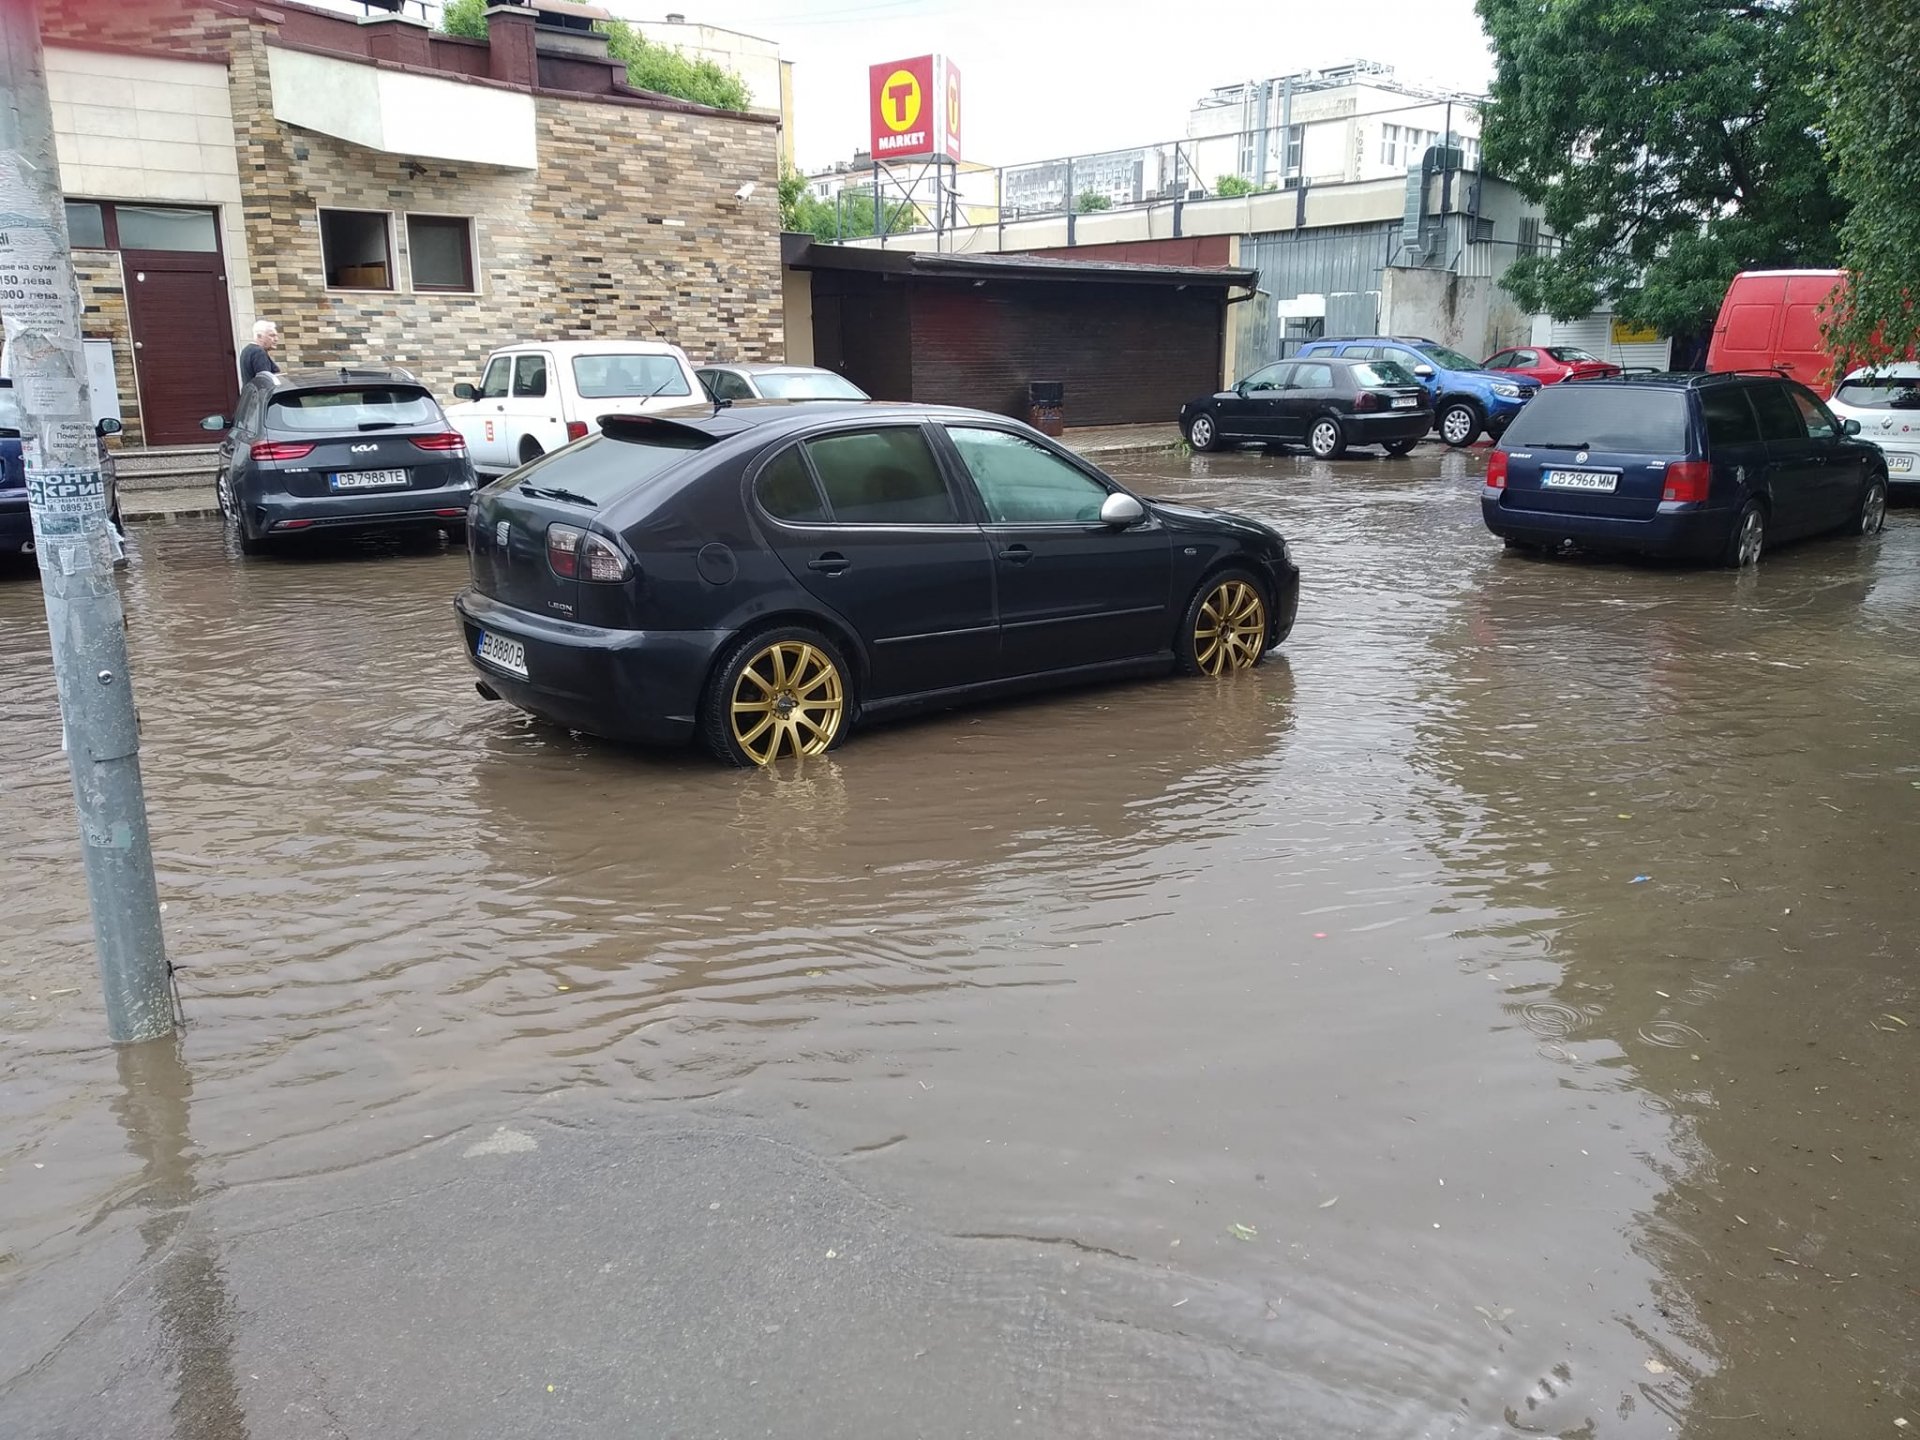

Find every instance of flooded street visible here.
[3,446,1917,1437]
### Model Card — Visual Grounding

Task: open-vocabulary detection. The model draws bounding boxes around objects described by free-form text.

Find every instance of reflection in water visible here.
[3,473,1918,1435]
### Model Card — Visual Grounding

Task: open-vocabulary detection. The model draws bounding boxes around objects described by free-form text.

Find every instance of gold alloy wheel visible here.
[730,639,845,764]
[1193,579,1267,675]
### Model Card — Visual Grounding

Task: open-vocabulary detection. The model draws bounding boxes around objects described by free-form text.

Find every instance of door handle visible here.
[807,552,850,574]
[997,543,1033,564]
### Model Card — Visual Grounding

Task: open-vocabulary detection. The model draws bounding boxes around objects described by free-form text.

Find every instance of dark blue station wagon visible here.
[1482,373,1890,566]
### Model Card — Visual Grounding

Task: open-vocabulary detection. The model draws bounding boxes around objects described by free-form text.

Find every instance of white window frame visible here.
[317,206,398,294]
[403,211,480,296]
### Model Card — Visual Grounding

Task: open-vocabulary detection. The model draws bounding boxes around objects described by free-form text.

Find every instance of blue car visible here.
[1294,336,1540,447]
[1481,372,1888,567]
[0,380,29,560]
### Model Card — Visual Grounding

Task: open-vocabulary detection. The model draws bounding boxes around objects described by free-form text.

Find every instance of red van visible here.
[1705,270,1846,398]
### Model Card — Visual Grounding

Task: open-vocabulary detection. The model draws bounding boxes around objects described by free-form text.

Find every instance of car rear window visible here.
[1546,347,1599,362]
[267,387,439,433]
[754,371,867,401]
[1352,361,1417,387]
[1500,385,1691,452]
[1835,375,1920,409]
[570,354,692,400]
[507,428,709,505]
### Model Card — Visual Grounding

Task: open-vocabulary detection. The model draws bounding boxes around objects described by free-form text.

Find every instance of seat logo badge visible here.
[351,443,378,453]
[496,521,511,548]
[1575,450,1589,463]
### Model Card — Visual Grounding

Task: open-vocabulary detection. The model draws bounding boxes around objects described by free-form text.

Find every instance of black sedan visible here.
[202,366,476,554]
[456,402,1300,766]
[1181,357,1430,459]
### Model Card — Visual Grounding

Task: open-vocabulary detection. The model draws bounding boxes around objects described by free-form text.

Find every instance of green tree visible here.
[1809,0,1920,367]
[1214,175,1255,198]
[1074,190,1112,213]
[438,0,750,111]
[1476,0,1840,335]
[780,176,915,242]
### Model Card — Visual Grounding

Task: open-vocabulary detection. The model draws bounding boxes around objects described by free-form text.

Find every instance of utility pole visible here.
[0,0,173,1044]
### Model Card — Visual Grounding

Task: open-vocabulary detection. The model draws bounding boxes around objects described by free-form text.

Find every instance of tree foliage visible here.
[1074,191,1112,213]
[438,0,750,111]
[1214,175,1256,198]
[1808,0,1920,366]
[1476,0,1839,335]
[779,171,915,242]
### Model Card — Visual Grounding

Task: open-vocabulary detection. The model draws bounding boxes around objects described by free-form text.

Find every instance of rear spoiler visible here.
[596,413,719,446]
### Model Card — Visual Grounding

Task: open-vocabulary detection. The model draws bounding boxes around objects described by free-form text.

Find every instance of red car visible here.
[1482,345,1622,384]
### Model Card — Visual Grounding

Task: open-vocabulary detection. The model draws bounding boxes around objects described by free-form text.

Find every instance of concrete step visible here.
[113,445,221,490]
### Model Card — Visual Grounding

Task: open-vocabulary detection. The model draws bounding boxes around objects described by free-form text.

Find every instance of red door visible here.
[125,252,238,446]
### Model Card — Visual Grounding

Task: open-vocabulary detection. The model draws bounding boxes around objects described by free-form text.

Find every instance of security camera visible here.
[734,182,756,201]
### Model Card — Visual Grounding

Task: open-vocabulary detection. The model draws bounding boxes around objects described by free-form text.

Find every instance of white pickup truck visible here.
[444,339,703,478]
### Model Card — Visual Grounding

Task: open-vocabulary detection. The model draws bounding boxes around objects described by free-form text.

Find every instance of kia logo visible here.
[351,443,378,453]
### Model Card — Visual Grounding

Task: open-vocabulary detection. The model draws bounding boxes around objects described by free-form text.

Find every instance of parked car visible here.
[202,366,475,554]
[698,364,869,402]
[1704,270,1847,399]
[456,402,1301,766]
[1294,336,1540,446]
[1481,372,1887,566]
[1483,345,1623,385]
[1825,365,1920,492]
[0,377,124,564]
[1180,356,1430,458]
[446,340,702,479]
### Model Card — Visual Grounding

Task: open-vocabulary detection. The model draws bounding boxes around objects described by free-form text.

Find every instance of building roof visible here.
[782,238,1256,291]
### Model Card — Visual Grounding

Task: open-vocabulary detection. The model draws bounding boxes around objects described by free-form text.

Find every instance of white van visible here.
[1827,365,1920,490]
[445,339,702,478]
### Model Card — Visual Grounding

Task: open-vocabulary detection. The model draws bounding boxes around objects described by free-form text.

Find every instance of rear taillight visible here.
[250,440,314,462]
[566,421,590,442]
[545,522,630,582]
[1486,450,1509,488]
[1354,391,1380,412]
[1662,460,1711,503]
[410,431,466,452]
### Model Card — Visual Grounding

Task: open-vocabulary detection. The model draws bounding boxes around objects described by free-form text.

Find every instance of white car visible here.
[1828,364,1920,490]
[445,340,702,478]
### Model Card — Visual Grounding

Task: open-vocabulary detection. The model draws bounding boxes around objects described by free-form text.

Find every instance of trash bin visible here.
[1027,380,1064,437]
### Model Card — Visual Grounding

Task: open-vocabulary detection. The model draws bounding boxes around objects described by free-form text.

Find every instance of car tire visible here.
[444,521,469,547]
[1175,569,1270,677]
[702,626,853,767]
[1723,500,1765,568]
[1383,438,1419,457]
[1438,401,1482,447]
[1308,416,1346,460]
[1186,413,1220,452]
[1856,475,1888,535]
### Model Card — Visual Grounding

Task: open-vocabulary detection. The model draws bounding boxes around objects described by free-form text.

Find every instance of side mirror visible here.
[199,414,229,432]
[1100,492,1145,527]
[1413,364,1436,380]
[1844,417,1862,436]
[452,382,477,401]
[96,417,122,437]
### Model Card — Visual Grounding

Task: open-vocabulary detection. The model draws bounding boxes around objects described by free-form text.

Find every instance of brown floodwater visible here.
[2,446,1916,1437]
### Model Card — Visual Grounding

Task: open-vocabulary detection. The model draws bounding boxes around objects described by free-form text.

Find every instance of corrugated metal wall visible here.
[1235,222,1399,374]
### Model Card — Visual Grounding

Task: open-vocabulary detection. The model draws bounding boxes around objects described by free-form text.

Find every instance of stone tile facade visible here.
[71,250,142,441]
[40,0,783,443]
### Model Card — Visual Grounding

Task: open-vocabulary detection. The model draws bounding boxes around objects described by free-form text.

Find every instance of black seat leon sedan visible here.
[456,402,1301,766]
[203,366,476,553]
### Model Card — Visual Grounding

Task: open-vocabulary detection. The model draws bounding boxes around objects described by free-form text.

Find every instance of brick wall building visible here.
[36,0,783,446]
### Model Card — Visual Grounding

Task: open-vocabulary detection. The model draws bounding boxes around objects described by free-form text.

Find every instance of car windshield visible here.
[267,387,439,433]
[1546,347,1600,362]
[754,370,867,400]
[570,354,692,400]
[1500,385,1691,452]
[1415,343,1482,372]
[506,428,709,505]
[1353,360,1418,387]
[1835,375,1920,409]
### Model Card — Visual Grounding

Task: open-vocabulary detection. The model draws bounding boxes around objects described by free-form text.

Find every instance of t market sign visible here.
[869,54,961,162]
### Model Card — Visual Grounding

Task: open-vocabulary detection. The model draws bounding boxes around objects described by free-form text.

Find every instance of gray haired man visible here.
[239,319,280,382]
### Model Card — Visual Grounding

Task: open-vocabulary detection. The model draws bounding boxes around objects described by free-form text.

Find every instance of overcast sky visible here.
[628,0,1496,172]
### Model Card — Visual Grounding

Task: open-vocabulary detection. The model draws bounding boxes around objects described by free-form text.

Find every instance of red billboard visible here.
[870,56,936,160]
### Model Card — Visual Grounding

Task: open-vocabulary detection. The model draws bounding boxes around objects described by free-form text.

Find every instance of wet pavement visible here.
[2,445,1916,1438]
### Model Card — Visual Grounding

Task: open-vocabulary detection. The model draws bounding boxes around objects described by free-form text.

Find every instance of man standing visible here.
[239,319,279,382]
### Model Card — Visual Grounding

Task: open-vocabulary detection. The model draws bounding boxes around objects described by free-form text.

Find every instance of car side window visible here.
[1340,345,1377,359]
[1515,349,1539,366]
[1749,383,1808,442]
[718,372,755,401]
[480,357,510,399]
[1292,363,1334,389]
[804,426,958,525]
[1788,386,1838,440]
[1240,364,1287,393]
[753,444,827,524]
[1486,351,1516,369]
[1700,385,1762,447]
[512,354,548,399]
[947,426,1110,524]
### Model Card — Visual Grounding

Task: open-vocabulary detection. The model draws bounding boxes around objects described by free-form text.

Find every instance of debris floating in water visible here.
[1630,875,1651,884]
